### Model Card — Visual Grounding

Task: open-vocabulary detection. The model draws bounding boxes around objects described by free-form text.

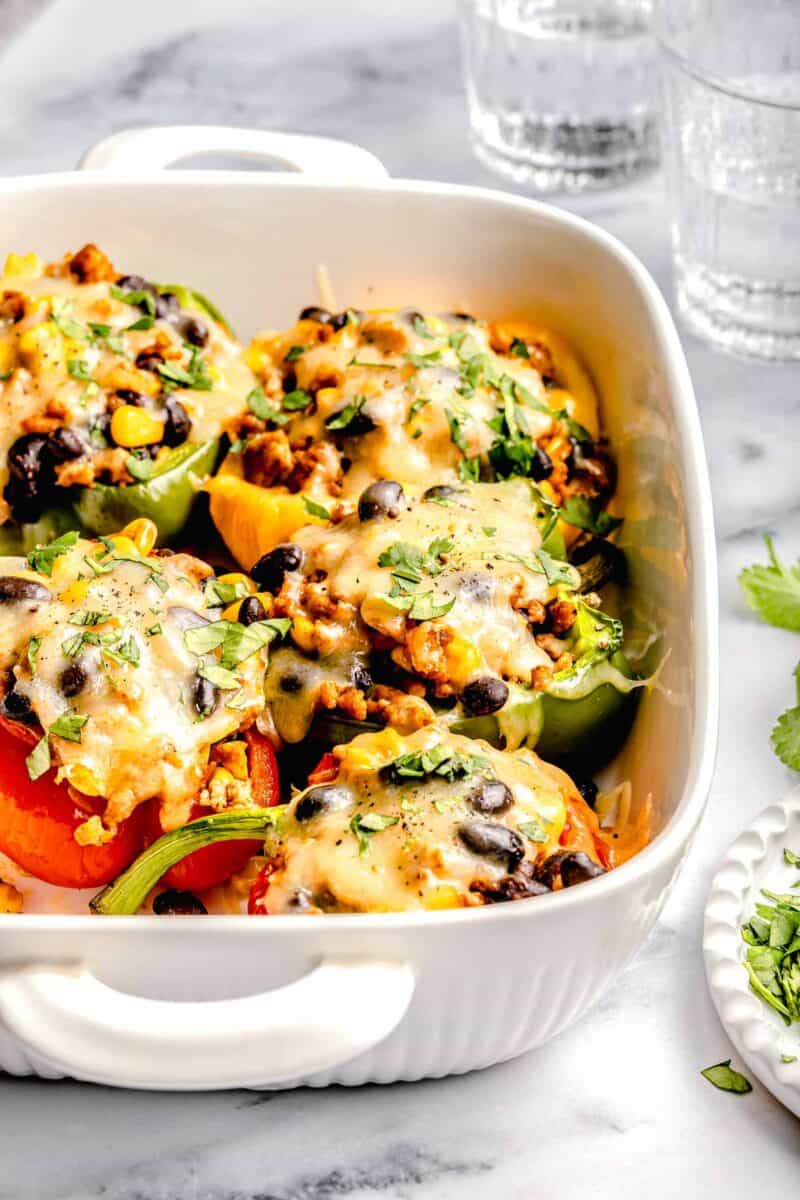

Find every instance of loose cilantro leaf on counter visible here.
[560,495,623,536]
[700,1061,752,1094]
[27,530,79,575]
[740,535,800,632]
[303,496,331,520]
[740,539,800,771]
[772,707,800,771]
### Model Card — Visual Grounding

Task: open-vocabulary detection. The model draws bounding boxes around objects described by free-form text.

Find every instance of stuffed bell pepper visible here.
[0,244,256,545]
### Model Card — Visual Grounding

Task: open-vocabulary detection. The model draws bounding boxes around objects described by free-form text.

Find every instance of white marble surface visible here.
[1,1,799,1195]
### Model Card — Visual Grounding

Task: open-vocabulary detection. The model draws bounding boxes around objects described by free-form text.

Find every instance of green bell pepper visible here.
[309,601,640,772]
[72,438,220,544]
[0,506,78,556]
[91,807,286,915]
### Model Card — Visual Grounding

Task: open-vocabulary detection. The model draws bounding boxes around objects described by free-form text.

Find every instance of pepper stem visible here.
[91,807,285,915]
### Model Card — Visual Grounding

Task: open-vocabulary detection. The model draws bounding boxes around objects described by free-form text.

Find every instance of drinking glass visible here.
[457,0,659,192]
[657,0,800,361]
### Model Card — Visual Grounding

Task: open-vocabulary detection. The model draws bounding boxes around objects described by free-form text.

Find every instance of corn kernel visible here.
[17,321,63,372]
[444,636,482,687]
[60,763,102,796]
[59,578,91,605]
[211,766,235,788]
[315,387,338,407]
[111,405,164,449]
[0,339,16,375]
[3,252,42,278]
[214,741,249,781]
[120,518,158,556]
[424,886,460,910]
[218,572,256,594]
[106,534,138,557]
[0,881,23,914]
[291,614,316,654]
[244,344,270,374]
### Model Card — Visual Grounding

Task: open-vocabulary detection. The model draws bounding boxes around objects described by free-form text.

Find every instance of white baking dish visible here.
[0,126,718,1091]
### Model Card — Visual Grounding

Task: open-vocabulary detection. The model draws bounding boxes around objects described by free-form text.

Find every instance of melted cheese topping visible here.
[242,309,599,505]
[264,479,578,743]
[0,251,255,514]
[0,537,266,829]
[262,726,577,913]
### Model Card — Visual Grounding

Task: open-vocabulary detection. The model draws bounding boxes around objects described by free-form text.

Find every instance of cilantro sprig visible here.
[740,536,800,770]
[383,743,490,785]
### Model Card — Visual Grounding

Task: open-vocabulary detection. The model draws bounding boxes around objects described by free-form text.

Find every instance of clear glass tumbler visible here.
[657,0,800,361]
[457,0,659,192]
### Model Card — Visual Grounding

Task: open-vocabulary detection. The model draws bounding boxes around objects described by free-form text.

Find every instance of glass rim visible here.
[656,36,800,113]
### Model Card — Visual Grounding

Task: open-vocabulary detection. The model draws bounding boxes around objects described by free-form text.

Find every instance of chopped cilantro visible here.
[27,636,41,675]
[25,734,51,781]
[700,1061,752,1094]
[559,496,623,536]
[325,395,372,433]
[350,811,399,855]
[284,344,309,362]
[50,712,89,743]
[126,315,155,332]
[406,349,442,368]
[405,396,430,426]
[303,496,331,520]
[282,389,313,412]
[246,386,289,425]
[27,530,79,576]
[411,314,434,339]
[67,358,92,382]
[509,337,529,358]
[518,819,547,843]
[110,284,156,316]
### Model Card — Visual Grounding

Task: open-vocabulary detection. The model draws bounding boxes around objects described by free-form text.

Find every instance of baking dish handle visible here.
[79,125,389,182]
[0,958,414,1090]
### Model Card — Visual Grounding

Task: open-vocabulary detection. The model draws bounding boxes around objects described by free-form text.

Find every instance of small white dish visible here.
[704,789,800,1117]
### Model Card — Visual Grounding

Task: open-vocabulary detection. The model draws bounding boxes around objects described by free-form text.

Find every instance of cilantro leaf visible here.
[350,811,399,855]
[785,848,800,868]
[509,337,529,358]
[282,389,313,412]
[559,496,623,536]
[25,734,51,781]
[740,535,800,632]
[303,496,331,520]
[519,819,547,842]
[50,712,89,743]
[27,636,41,675]
[411,314,434,339]
[700,1061,752,1094]
[284,344,309,362]
[772,706,800,770]
[27,530,79,576]
[383,591,456,620]
[325,395,373,433]
[246,387,288,426]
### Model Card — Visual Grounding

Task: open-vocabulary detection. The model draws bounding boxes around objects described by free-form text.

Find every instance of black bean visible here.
[178,315,209,347]
[135,352,164,373]
[461,676,509,717]
[573,776,599,808]
[46,427,86,464]
[472,862,550,903]
[537,850,605,890]
[154,291,180,320]
[116,274,156,295]
[60,662,87,698]
[569,537,627,592]
[114,388,145,407]
[282,370,297,393]
[0,687,33,723]
[468,778,514,816]
[167,606,210,632]
[162,397,191,447]
[528,446,553,482]
[299,306,332,323]
[295,785,348,823]
[357,480,405,521]
[351,663,372,692]
[279,672,303,694]
[239,595,267,626]
[0,576,52,604]
[6,434,50,510]
[458,820,525,871]
[193,674,217,717]
[423,484,463,503]
[153,889,207,915]
[328,310,363,330]
[251,544,304,594]
[404,308,425,326]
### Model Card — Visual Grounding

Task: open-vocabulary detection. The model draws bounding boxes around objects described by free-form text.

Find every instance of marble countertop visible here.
[1,1,798,1196]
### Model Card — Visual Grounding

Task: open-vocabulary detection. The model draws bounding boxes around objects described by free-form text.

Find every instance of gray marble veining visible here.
[1,1,799,1197]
